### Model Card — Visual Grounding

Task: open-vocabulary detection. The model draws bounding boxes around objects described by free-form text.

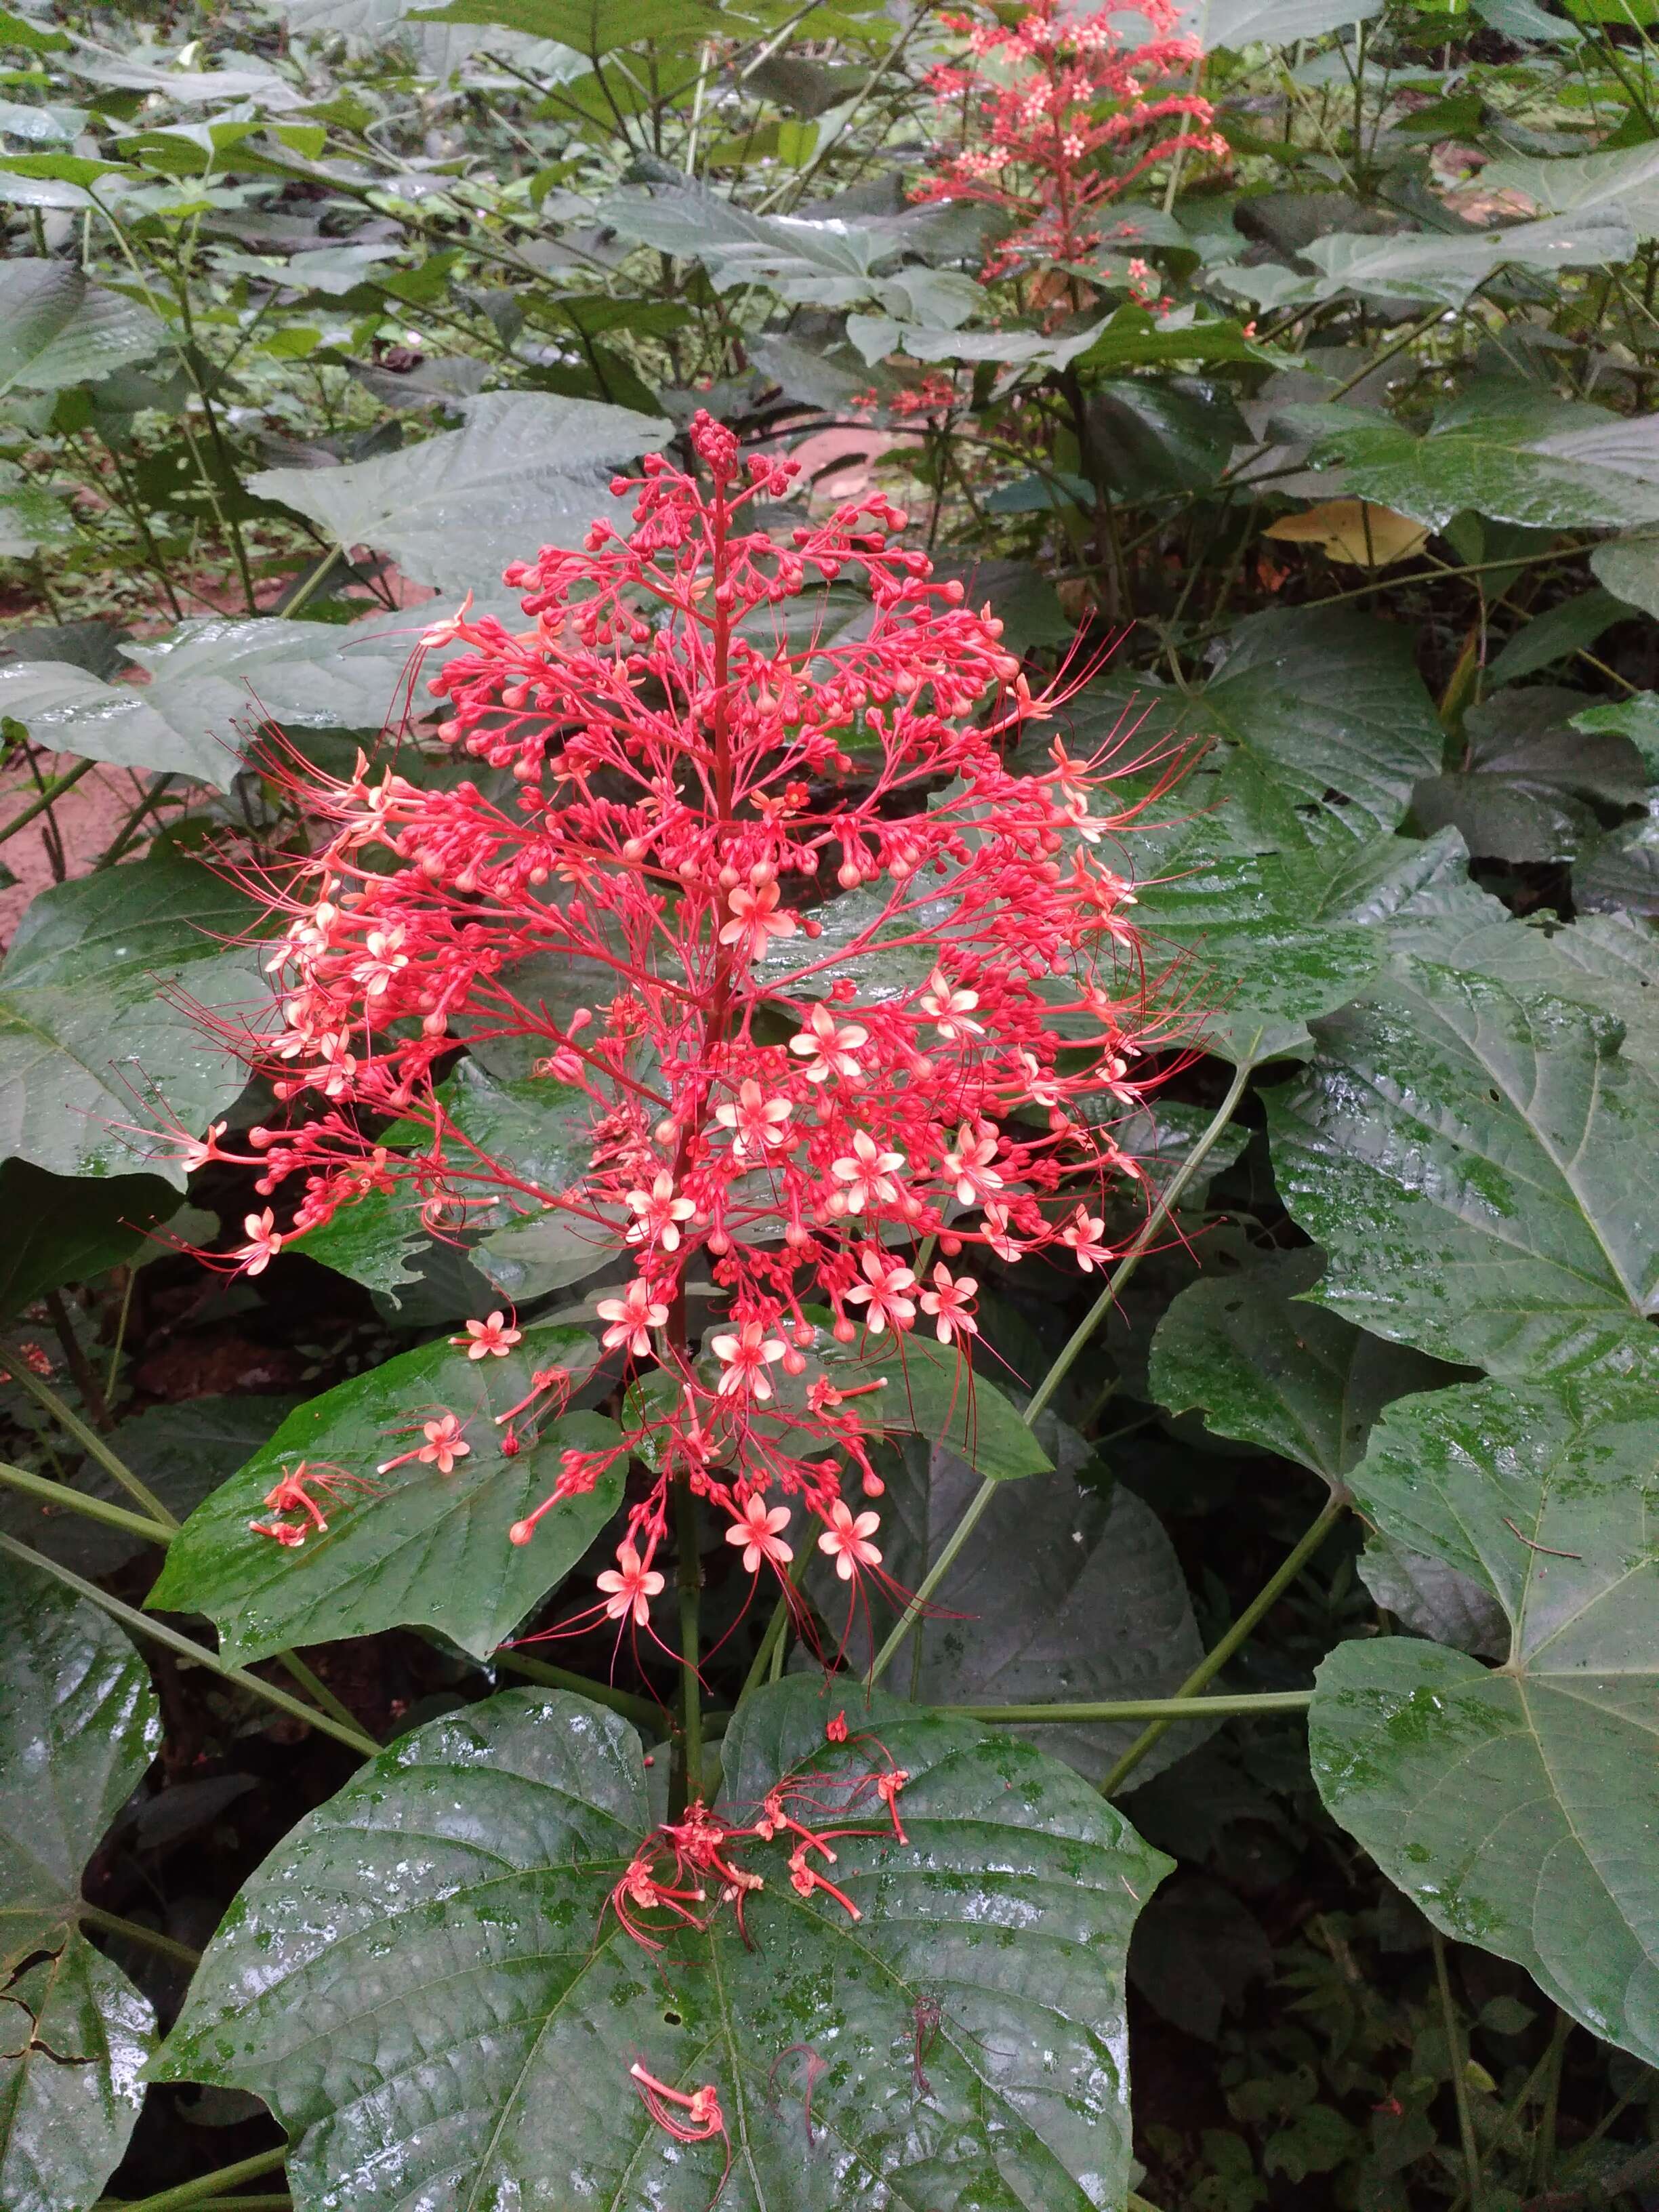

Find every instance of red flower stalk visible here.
[176,409,1194,1639]
[914,0,1227,276]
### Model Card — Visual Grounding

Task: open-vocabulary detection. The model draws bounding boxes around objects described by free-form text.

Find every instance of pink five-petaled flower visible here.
[712,1078,793,1164]
[596,1279,669,1357]
[352,925,407,998]
[844,1248,917,1336]
[624,1170,695,1253]
[724,1495,794,1574]
[718,873,796,960]
[790,1002,868,1084]
[818,1499,883,1580]
[920,1263,979,1345]
[180,1120,229,1174]
[829,1128,905,1216]
[598,1541,665,1626]
[711,1320,787,1400]
[453,1310,522,1359]
[1061,1205,1113,1272]
[236,1209,282,1276]
[378,1410,472,1476]
[942,1122,1004,1205]
[920,967,983,1042]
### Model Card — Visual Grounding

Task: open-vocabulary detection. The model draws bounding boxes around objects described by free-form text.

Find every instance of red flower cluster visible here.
[181,410,1190,1638]
[914,0,1227,275]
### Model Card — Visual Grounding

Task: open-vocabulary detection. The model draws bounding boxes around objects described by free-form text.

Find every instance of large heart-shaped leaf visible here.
[1266,961,1659,1376]
[1309,1370,1659,2066]
[248,392,669,596]
[146,1324,617,1662]
[0,1929,155,2212]
[1483,139,1659,243]
[0,1557,161,1967]
[0,853,271,1183]
[1277,394,1659,532]
[1080,608,1444,854]
[0,1567,160,2209]
[157,1679,1170,2211]
[1149,1246,1458,1485]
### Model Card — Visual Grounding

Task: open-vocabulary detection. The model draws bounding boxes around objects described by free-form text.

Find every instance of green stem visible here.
[736,1543,815,1708]
[943,1691,1313,1723]
[0,1465,371,1740]
[0,758,96,847]
[94,2150,289,2212]
[281,541,344,617]
[1435,1928,1485,2212]
[1099,1495,1343,1795]
[1529,2010,1571,2192]
[672,1471,703,1814]
[0,1460,172,1546]
[78,1902,201,1969]
[3,1364,178,1528]
[868,1059,1257,1688]
[492,1650,661,1729]
[0,1533,381,1760]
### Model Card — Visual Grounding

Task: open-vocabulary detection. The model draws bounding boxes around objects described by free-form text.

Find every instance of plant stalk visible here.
[94,2150,289,2212]
[0,1532,381,1759]
[3,1364,178,1527]
[943,1690,1314,1723]
[869,1058,1256,1686]
[78,1902,201,1969]
[1098,1494,1343,1795]
[1435,1927,1485,2212]
[0,1460,173,1545]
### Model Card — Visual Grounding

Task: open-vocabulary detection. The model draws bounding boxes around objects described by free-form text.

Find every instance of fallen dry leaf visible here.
[1265,498,1431,569]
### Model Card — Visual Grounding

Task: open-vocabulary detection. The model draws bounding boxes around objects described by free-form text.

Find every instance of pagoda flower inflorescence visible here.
[180,411,1194,1639]
[913,0,1228,277]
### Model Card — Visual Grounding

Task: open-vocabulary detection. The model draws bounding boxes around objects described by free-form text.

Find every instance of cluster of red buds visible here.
[170,408,1193,1646]
[914,0,1227,276]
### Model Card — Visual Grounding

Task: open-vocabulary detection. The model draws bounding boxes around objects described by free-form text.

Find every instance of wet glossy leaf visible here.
[413,0,733,49]
[1591,533,1659,619]
[1279,395,1659,532]
[159,1680,1170,2211]
[248,392,670,596]
[0,260,163,395]
[0,1556,161,1967]
[0,1929,155,2212]
[1267,962,1659,1376]
[1149,1246,1457,1485]
[1310,1370,1659,2065]
[1356,1534,1508,1659]
[147,1324,616,1662]
[1483,140,1659,243]
[0,853,270,1183]
[1080,608,1444,855]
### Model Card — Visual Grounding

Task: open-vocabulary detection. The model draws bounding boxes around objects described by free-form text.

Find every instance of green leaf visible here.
[1309,1370,1659,2066]
[0,1930,155,2212]
[848,1431,1214,1789]
[1483,139,1659,244]
[1091,376,1246,499]
[0,1555,161,1967]
[1266,962,1659,1376]
[412,0,734,49]
[1179,0,1382,45]
[1355,1532,1507,1658]
[1080,608,1445,855]
[1410,687,1645,861]
[0,1160,173,1322]
[0,464,76,558]
[1277,395,1659,533]
[0,853,270,1184]
[158,1680,1171,2212]
[1577,811,1659,918]
[1149,1246,1459,1484]
[247,392,670,597]
[147,1324,616,1663]
[0,261,163,397]
[1485,588,1624,687]
[1590,532,1659,619]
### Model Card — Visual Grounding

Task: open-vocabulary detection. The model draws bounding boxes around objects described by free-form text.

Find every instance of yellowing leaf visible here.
[1265,499,1430,568]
